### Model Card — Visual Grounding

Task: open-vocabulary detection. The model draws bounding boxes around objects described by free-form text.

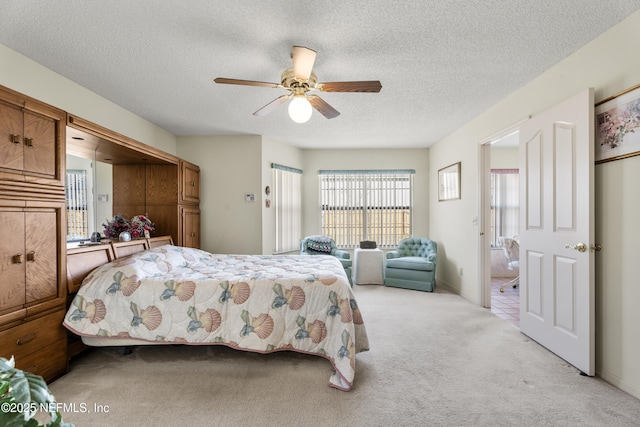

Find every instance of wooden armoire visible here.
[0,85,68,382]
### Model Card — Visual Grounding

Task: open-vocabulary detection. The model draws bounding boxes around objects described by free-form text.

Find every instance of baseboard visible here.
[598,367,640,400]
[436,279,456,294]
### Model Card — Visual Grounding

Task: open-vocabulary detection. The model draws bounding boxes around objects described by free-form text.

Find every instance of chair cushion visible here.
[386,256,434,271]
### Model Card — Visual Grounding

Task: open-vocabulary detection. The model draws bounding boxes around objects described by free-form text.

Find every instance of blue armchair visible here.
[384,237,437,292]
[300,235,353,285]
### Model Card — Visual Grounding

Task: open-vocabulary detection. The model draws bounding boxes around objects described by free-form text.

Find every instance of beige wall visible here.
[0,44,177,155]
[428,10,640,398]
[177,135,263,254]
[490,147,518,169]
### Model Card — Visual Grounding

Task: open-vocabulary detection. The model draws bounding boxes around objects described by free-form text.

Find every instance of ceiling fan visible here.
[214,46,382,123]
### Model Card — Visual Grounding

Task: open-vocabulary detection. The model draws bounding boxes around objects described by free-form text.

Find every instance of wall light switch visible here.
[97,194,109,202]
[245,193,256,202]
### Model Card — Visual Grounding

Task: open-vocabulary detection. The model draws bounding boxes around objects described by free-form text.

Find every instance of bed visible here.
[63,238,369,391]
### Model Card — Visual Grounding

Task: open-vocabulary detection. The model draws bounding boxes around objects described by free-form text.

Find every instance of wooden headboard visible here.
[66,244,116,294]
[66,236,175,293]
[146,235,174,248]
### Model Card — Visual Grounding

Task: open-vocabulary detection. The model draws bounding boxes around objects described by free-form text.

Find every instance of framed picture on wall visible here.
[595,83,640,164]
[438,162,461,201]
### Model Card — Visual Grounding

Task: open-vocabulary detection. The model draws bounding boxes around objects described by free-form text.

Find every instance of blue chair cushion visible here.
[386,256,435,272]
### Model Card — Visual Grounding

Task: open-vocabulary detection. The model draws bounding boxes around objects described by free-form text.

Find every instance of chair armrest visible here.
[427,252,437,263]
[334,249,351,260]
[386,251,400,260]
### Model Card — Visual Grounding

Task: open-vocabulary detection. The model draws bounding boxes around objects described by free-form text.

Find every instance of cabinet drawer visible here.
[17,338,67,382]
[0,309,66,360]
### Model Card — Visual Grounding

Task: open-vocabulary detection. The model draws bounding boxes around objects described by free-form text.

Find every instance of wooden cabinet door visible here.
[22,110,56,177]
[0,100,24,172]
[146,164,178,204]
[113,165,146,205]
[0,211,26,314]
[180,206,200,248]
[25,210,58,304]
[180,161,200,204]
[113,165,146,218]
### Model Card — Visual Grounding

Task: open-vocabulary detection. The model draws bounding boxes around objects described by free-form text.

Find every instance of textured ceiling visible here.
[1,1,639,149]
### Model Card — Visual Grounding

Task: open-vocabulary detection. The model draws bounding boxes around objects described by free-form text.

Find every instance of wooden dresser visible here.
[0,85,68,382]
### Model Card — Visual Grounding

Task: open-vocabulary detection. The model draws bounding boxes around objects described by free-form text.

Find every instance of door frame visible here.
[477,119,528,309]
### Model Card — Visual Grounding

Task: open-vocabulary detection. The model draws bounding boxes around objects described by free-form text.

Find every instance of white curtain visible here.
[273,166,302,253]
[491,169,519,247]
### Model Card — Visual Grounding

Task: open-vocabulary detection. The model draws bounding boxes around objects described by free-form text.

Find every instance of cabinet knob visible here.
[27,251,36,262]
[12,253,24,264]
[24,137,34,147]
[190,181,196,186]
[190,232,196,237]
[10,134,21,144]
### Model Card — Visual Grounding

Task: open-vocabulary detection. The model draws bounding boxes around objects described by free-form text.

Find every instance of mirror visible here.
[66,153,113,242]
[65,122,176,244]
[438,162,461,201]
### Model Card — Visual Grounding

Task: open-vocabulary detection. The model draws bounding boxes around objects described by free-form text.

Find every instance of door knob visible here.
[590,243,602,252]
[565,243,587,252]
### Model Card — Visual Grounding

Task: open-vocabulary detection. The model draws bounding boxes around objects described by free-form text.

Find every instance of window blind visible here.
[66,169,89,240]
[319,170,414,248]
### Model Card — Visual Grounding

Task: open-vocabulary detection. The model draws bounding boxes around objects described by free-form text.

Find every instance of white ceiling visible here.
[1,1,639,149]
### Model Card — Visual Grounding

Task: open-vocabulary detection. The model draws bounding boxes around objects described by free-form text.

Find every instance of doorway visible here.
[478,127,520,327]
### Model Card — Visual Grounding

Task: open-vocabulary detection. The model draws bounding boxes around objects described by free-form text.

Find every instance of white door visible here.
[519,88,595,375]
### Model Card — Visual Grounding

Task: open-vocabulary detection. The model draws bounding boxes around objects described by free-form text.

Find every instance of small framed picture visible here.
[595,83,640,163]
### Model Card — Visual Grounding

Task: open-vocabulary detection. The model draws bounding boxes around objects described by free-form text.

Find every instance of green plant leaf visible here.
[0,357,73,427]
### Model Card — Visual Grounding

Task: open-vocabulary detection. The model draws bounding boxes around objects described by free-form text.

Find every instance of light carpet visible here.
[48,285,640,426]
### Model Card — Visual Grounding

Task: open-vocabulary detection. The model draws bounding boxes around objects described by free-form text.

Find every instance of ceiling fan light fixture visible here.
[292,46,317,81]
[288,95,312,123]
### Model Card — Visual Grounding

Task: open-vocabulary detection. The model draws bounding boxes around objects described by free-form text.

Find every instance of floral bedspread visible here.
[63,246,369,391]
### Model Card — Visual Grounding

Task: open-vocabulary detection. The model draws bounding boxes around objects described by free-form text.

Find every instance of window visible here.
[272,163,302,253]
[319,170,414,248]
[66,169,89,240]
[490,169,519,247]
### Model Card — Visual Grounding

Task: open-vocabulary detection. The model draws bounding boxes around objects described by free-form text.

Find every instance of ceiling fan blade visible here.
[292,46,317,81]
[214,77,280,88]
[308,95,340,119]
[318,81,382,93]
[253,94,292,116]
